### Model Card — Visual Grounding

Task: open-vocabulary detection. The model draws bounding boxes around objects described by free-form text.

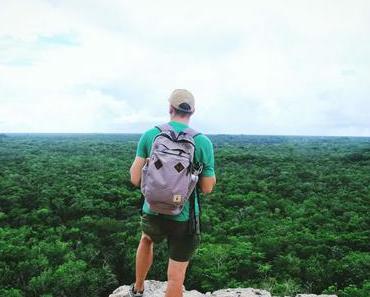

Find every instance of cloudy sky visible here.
[1,0,369,136]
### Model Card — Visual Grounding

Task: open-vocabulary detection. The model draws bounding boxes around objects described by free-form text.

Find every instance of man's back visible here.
[135,120,215,221]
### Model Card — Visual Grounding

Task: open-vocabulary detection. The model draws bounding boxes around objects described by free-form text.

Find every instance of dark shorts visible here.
[140,213,201,262]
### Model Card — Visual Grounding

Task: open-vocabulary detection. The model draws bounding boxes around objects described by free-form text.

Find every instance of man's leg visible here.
[134,232,153,292]
[165,258,189,297]
[165,218,200,297]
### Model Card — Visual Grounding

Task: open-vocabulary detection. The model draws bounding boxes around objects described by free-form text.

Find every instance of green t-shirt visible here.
[136,120,215,221]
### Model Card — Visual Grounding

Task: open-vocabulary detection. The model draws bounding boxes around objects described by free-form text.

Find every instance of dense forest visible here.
[0,133,369,297]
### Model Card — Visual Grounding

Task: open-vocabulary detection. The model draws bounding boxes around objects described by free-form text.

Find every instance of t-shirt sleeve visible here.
[136,132,149,158]
[136,127,160,159]
[197,135,215,177]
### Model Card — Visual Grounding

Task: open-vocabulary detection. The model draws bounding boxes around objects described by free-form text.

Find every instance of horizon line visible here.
[2,132,370,138]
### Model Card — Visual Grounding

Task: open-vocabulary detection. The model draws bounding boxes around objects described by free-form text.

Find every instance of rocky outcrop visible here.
[108,280,338,297]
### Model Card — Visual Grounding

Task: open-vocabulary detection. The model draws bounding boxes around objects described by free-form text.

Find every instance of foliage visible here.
[0,133,369,296]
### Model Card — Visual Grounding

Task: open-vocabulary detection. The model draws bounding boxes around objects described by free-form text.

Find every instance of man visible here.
[129,89,216,297]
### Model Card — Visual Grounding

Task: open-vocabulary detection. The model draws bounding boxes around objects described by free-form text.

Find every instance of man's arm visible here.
[130,131,150,187]
[199,175,216,194]
[196,135,216,194]
[129,156,146,187]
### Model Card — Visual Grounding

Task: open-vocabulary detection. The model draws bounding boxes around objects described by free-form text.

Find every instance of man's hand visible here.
[199,176,216,194]
[129,156,147,187]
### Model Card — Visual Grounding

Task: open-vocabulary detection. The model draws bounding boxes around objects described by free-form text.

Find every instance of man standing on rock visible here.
[129,89,216,297]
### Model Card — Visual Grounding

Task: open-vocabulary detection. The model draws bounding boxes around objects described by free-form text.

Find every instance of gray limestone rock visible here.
[211,287,272,297]
[108,280,338,297]
[295,295,338,297]
[108,280,204,297]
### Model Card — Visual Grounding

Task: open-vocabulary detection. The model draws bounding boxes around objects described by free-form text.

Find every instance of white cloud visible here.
[0,0,369,135]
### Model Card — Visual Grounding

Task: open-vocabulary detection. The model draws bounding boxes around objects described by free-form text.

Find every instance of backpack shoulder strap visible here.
[188,187,201,235]
[155,124,201,140]
[155,123,173,132]
[183,127,201,139]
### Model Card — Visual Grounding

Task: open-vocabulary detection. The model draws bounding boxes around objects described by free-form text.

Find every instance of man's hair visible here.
[172,103,193,117]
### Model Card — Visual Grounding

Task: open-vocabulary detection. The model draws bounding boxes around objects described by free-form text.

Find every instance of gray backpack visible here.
[140,123,203,215]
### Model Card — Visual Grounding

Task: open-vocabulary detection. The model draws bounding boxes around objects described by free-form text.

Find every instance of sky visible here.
[0,0,369,136]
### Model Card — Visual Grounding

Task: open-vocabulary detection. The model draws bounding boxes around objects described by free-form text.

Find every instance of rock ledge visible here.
[108,280,337,297]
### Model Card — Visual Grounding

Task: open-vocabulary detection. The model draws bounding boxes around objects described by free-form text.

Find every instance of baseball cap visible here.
[168,89,195,113]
